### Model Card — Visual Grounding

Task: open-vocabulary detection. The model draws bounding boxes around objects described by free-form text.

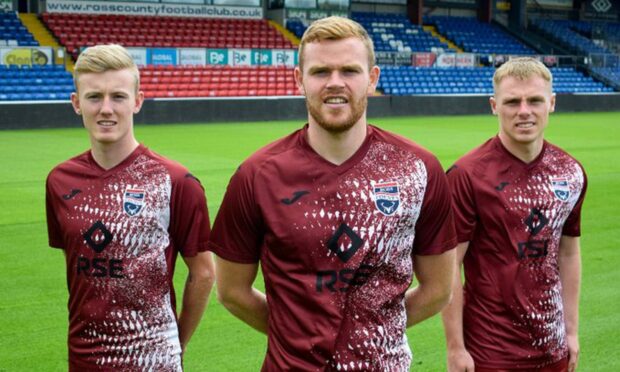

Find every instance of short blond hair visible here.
[298,16,375,70]
[73,44,139,92]
[493,57,553,93]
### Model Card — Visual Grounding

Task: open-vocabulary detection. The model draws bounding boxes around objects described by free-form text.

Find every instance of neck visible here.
[307,120,368,166]
[498,133,543,164]
[90,139,140,170]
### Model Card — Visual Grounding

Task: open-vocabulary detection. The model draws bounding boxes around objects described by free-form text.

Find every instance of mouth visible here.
[323,96,348,105]
[97,120,117,127]
[515,121,535,129]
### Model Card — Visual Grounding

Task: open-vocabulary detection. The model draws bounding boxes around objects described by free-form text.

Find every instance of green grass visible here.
[0,112,618,371]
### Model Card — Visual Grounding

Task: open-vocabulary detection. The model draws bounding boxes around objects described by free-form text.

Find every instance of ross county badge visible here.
[374,181,400,216]
[123,187,146,216]
[550,177,570,201]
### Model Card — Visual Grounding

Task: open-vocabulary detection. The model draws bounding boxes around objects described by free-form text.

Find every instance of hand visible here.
[447,348,475,372]
[567,334,579,372]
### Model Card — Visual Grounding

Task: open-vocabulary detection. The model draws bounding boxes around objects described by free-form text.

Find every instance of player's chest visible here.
[54,175,172,246]
[257,164,427,263]
[476,165,582,228]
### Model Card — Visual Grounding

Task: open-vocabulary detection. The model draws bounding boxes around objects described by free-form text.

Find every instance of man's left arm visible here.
[178,250,215,354]
[559,235,581,372]
[405,248,456,327]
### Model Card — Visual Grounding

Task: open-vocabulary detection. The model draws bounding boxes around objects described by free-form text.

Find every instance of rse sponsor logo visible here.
[517,240,549,259]
[77,257,124,278]
[316,265,373,292]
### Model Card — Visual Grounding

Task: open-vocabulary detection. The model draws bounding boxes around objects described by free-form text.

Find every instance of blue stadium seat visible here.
[376,65,613,96]
[0,64,73,101]
[425,15,535,55]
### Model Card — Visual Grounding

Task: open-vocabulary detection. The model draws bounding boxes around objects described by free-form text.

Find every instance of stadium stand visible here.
[0,11,38,46]
[41,13,295,60]
[0,64,73,100]
[288,13,455,53]
[352,12,452,53]
[1,9,616,101]
[140,65,299,98]
[380,66,494,95]
[426,15,535,55]
[592,67,620,87]
[379,66,613,95]
[530,19,612,55]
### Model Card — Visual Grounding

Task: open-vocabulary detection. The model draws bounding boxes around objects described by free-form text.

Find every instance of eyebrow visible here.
[502,95,546,104]
[307,64,363,74]
[83,89,130,96]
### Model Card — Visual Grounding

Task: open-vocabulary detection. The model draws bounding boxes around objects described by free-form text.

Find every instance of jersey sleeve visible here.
[562,166,588,237]
[412,156,457,256]
[207,164,263,264]
[169,172,210,257]
[45,173,64,249]
[446,162,478,243]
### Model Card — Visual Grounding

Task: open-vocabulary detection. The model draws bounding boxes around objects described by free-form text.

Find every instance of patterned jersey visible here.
[447,136,587,369]
[208,125,456,371]
[46,144,210,371]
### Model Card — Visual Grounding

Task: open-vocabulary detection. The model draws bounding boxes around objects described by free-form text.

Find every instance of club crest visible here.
[123,188,146,217]
[550,177,570,201]
[374,181,400,216]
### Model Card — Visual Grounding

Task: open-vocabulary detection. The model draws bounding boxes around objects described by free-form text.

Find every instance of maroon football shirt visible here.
[447,136,587,369]
[209,125,457,371]
[46,144,210,371]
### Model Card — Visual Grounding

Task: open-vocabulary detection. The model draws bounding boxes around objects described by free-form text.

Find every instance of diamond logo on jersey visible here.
[373,181,400,216]
[550,177,570,201]
[327,223,364,262]
[123,188,146,216]
[83,220,113,253]
[525,208,548,236]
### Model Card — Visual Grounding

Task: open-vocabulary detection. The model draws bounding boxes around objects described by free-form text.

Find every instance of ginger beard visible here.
[304,88,368,134]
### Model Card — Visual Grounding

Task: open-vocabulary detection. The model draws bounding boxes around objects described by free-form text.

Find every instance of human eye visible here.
[503,99,519,106]
[528,97,544,105]
[311,68,329,76]
[86,93,101,101]
[342,67,361,75]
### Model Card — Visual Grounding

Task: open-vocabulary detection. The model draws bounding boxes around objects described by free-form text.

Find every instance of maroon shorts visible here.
[476,357,569,372]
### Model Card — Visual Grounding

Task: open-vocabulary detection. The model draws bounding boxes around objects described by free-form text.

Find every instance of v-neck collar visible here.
[493,135,547,171]
[87,144,147,178]
[299,124,374,176]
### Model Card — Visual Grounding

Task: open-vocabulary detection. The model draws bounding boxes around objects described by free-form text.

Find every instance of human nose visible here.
[326,71,345,88]
[517,99,531,116]
[100,96,113,115]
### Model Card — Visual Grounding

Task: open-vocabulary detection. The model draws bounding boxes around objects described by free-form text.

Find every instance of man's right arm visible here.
[441,242,475,372]
[214,255,269,334]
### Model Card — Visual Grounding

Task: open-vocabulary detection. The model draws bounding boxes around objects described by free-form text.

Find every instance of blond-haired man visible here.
[208,16,456,370]
[46,44,214,370]
[442,57,587,372]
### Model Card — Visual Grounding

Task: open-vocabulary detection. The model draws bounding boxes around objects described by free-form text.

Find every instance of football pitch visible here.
[0,112,618,371]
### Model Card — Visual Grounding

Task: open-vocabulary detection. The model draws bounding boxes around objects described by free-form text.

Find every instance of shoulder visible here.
[236,128,304,180]
[449,137,497,176]
[141,147,191,179]
[545,142,586,175]
[369,125,443,171]
[140,148,206,192]
[47,150,90,183]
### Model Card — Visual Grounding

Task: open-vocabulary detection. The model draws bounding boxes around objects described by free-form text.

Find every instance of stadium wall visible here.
[1,94,619,130]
